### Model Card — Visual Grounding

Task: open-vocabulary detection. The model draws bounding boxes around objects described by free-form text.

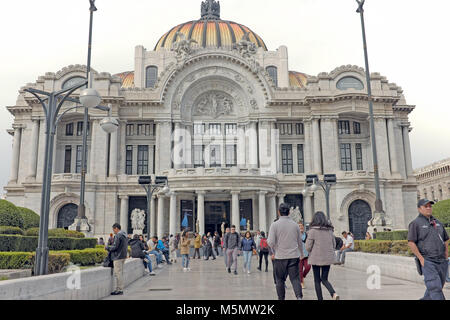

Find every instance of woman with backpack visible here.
[257,231,270,272]
[305,211,339,300]
[241,231,256,274]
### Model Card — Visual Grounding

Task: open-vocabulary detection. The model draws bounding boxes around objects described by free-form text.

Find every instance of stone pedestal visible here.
[367,211,393,237]
[133,229,143,235]
[69,218,93,238]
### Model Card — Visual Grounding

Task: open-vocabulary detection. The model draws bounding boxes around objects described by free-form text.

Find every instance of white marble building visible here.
[4,1,418,240]
[415,158,450,202]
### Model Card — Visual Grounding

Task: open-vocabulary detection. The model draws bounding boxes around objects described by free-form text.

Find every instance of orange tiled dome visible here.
[154,1,267,51]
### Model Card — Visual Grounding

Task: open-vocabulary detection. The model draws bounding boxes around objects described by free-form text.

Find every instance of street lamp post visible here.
[139,176,169,241]
[24,0,118,275]
[305,174,337,221]
[356,0,388,228]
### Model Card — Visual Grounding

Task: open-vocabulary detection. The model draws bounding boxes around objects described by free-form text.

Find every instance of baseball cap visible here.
[417,199,435,208]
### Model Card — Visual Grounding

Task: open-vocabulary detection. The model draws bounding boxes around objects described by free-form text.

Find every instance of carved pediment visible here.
[193,92,234,119]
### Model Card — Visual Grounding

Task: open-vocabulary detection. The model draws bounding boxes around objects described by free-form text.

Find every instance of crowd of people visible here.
[101,197,448,300]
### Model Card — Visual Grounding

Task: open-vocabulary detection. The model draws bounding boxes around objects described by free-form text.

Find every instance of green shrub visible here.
[0,252,70,274]
[0,252,33,269]
[446,228,450,236]
[95,244,106,249]
[392,230,408,240]
[355,240,413,256]
[24,228,85,238]
[56,248,107,266]
[355,240,392,254]
[0,200,23,229]
[0,235,97,252]
[0,226,24,235]
[373,232,393,240]
[433,199,450,227]
[16,207,40,229]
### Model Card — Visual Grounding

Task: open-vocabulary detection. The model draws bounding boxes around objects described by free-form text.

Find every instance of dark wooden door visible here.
[57,203,78,229]
[348,200,372,240]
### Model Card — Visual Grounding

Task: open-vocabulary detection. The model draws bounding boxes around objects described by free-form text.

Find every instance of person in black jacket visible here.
[106,223,128,295]
[130,235,155,276]
[213,231,221,256]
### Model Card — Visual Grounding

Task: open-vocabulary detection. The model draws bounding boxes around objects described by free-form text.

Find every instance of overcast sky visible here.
[0,0,449,193]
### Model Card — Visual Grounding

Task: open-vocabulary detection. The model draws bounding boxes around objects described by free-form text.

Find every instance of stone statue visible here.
[247,219,251,231]
[131,208,146,234]
[289,206,302,224]
[194,92,234,118]
[196,220,200,233]
[172,32,198,62]
[221,222,225,235]
[233,31,257,58]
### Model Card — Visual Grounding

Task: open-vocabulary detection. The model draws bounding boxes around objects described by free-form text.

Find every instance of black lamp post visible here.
[305,174,337,221]
[356,0,385,221]
[139,176,169,240]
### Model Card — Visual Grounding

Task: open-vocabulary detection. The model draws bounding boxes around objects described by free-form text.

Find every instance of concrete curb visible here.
[0,258,149,300]
[345,252,424,284]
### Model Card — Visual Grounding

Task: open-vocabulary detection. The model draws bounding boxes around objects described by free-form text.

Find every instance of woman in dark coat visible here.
[129,234,155,275]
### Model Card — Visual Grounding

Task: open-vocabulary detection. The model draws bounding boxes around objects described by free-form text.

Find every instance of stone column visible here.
[277,193,285,208]
[374,117,391,178]
[247,121,258,168]
[237,124,246,168]
[402,125,414,178]
[119,121,126,175]
[231,191,240,232]
[173,122,183,169]
[387,118,399,175]
[197,191,205,236]
[312,118,322,175]
[258,191,267,233]
[155,122,161,173]
[320,118,339,174]
[120,196,129,233]
[304,120,313,173]
[10,126,22,182]
[169,192,177,236]
[184,124,192,168]
[158,121,172,172]
[267,194,277,229]
[28,120,39,178]
[304,193,313,224]
[150,195,156,237]
[252,193,259,231]
[157,194,166,239]
[89,119,98,178]
[109,124,118,176]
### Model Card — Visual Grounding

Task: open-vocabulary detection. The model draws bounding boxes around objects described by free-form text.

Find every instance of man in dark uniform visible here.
[408,199,449,300]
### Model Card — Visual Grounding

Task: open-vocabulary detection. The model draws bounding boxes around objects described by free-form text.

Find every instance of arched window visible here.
[337,76,364,90]
[62,76,86,90]
[266,66,278,87]
[146,66,158,88]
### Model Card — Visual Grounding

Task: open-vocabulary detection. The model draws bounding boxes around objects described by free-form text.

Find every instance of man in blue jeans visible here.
[147,236,164,268]
[408,199,449,300]
[155,236,172,265]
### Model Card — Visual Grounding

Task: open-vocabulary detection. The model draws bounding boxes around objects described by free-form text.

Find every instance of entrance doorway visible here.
[205,201,230,235]
[57,203,78,229]
[129,196,148,235]
[348,200,372,240]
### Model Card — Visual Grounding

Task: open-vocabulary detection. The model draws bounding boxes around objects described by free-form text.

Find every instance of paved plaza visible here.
[104,255,450,300]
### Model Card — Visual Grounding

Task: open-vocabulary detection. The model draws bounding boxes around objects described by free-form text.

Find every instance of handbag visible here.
[414,257,423,276]
[103,252,114,268]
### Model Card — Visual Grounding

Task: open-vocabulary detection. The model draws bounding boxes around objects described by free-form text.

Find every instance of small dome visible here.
[154,0,267,51]
[115,71,134,89]
[289,71,309,88]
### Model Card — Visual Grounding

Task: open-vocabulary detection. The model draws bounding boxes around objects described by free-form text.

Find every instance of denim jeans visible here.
[226,248,239,271]
[182,254,190,268]
[422,259,448,300]
[243,250,253,271]
[143,254,153,272]
[336,248,353,264]
[447,258,450,282]
[148,250,163,264]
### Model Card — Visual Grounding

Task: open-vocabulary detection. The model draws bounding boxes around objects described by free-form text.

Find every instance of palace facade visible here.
[5,1,418,239]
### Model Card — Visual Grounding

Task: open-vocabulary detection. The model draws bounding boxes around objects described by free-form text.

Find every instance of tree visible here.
[433,199,450,226]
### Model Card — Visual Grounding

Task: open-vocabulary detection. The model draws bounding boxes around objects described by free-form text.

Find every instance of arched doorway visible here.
[348,200,372,240]
[57,204,78,229]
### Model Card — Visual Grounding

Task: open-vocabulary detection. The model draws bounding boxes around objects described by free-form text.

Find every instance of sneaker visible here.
[111,291,123,295]
[332,293,340,300]
[265,269,268,272]
[149,271,156,276]
[157,264,163,269]
[257,267,261,271]
[297,296,303,300]
[187,268,191,271]
[183,268,187,272]
[116,291,123,295]
[234,271,238,275]
[247,270,251,274]
[228,268,231,273]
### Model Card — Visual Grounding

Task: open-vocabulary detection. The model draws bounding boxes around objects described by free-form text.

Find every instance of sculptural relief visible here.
[193,92,234,118]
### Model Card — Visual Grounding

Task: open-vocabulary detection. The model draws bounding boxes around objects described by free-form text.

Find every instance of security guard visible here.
[408,199,449,300]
